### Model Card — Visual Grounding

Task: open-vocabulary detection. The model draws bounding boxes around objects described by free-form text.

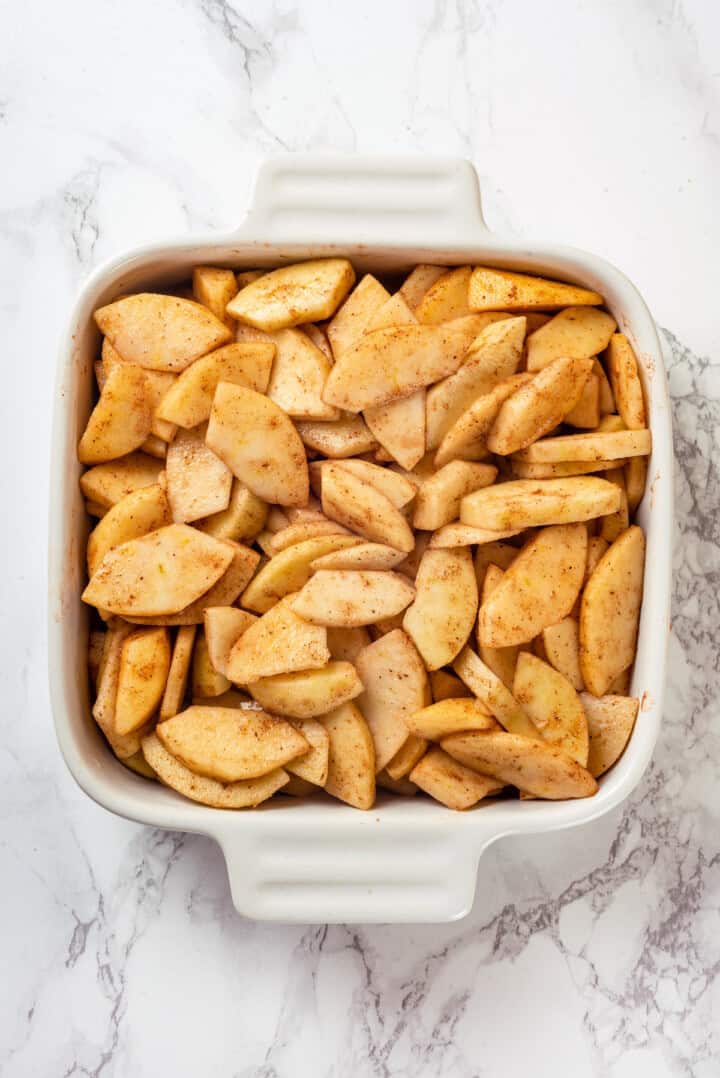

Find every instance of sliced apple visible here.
[291,570,416,628]
[241,534,360,614]
[398,264,448,309]
[580,525,645,697]
[206,382,309,506]
[355,629,429,772]
[126,540,259,626]
[429,523,524,548]
[513,428,651,464]
[226,258,355,332]
[477,564,519,690]
[155,342,275,428]
[426,316,526,448]
[322,702,376,809]
[326,626,372,663]
[191,631,230,697]
[526,306,616,370]
[403,547,477,670]
[322,315,491,412]
[487,356,594,455]
[226,598,330,684]
[460,476,621,531]
[248,661,363,718]
[320,462,415,552]
[410,747,503,810]
[607,333,647,430]
[83,524,234,617]
[434,374,532,468]
[192,266,238,327]
[311,542,406,571]
[312,458,416,508]
[94,293,232,371]
[452,646,539,739]
[159,625,197,720]
[441,730,597,799]
[581,693,639,777]
[327,273,391,356]
[195,478,267,542]
[87,484,171,578]
[80,453,164,509]
[78,363,151,464]
[114,627,171,735]
[296,417,376,462]
[415,265,472,323]
[542,617,584,691]
[141,733,288,808]
[203,607,256,677]
[404,698,495,740]
[156,705,307,781]
[478,524,587,647]
[412,461,496,531]
[513,651,589,765]
[266,328,339,420]
[165,425,232,523]
[468,267,603,312]
[285,719,329,785]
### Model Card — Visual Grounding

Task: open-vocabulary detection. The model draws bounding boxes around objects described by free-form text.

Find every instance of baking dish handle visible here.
[238,154,489,245]
[217,819,496,924]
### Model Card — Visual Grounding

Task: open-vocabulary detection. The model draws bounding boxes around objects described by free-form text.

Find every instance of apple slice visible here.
[441,730,597,799]
[487,355,594,455]
[526,307,616,370]
[426,316,526,448]
[248,661,363,718]
[226,598,329,684]
[513,651,589,765]
[241,534,360,614]
[478,524,587,647]
[226,258,355,332]
[413,461,497,530]
[321,462,414,552]
[155,342,275,428]
[403,547,477,670]
[166,425,232,523]
[327,274,391,356]
[141,733,288,808]
[581,693,639,777]
[460,476,621,531]
[355,629,429,772]
[468,268,603,311]
[94,293,232,371]
[265,328,339,420]
[156,705,308,782]
[410,747,503,810]
[78,363,151,464]
[207,382,309,506]
[115,627,171,735]
[580,525,645,697]
[87,484,171,578]
[322,702,376,809]
[322,315,491,412]
[404,698,496,740]
[415,265,472,323]
[82,524,234,617]
[292,570,416,628]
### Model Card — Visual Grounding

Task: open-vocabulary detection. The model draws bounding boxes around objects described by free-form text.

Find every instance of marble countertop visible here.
[2,0,719,1074]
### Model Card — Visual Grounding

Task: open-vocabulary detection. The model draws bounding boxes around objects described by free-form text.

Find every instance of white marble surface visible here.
[1,0,719,1074]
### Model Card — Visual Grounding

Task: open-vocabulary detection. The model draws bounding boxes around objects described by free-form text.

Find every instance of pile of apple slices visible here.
[81,259,650,811]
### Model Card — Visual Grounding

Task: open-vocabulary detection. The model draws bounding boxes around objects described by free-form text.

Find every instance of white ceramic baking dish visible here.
[49,155,673,924]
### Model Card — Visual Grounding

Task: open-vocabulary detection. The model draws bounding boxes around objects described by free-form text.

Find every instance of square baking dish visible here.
[49,155,673,923]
